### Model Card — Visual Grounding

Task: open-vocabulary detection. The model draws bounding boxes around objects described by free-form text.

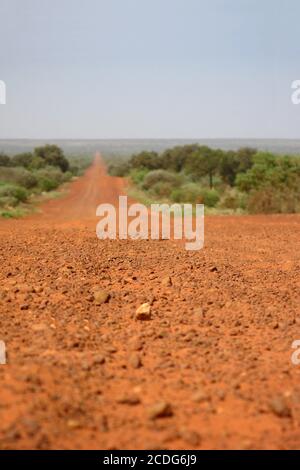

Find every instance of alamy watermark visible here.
[0,80,6,104]
[0,340,6,364]
[96,196,204,251]
[291,339,300,365]
[291,80,300,104]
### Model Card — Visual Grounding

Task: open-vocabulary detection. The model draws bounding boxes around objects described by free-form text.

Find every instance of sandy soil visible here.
[0,154,300,450]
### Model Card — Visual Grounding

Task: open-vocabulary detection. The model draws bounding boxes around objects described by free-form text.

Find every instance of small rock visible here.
[216,389,226,401]
[32,323,47,332]
[193,307,205,319]
[20,304,29,310]
[117,394,140,405]
[129,353,142,369]
[93,354,106,365]
[179,428,201,446]
[192,390,210,403]
[129,337,143,351]
[209,266,218,273]
[269,396,292,418]
[147,401,173,420]
[135,303,151,321]
[93,289,110,305]
[66,419,81,429]
[161,276,172,287]
[21,418,41,437]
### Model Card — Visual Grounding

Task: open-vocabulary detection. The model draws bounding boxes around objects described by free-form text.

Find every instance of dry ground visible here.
[0,155,300,449]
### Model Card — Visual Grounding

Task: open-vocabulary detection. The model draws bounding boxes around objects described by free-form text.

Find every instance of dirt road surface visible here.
[1,155,300,450]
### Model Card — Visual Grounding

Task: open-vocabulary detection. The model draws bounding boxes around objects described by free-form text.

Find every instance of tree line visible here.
[108,145,300,214]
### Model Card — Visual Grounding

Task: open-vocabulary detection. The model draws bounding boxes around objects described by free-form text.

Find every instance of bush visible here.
[62,171,73,182]
[142,170,181,191]
[0,184,28,203]
[200,188,220,207]
[0,153,10,167]
[172,186,220,207]
[247,186,300,214]
[150,181,174,198]
[129,168,149,185]
[34,145,69,172]
[0,196,18,208]
[14,168,37,189]
[34,167,64,192]
[219,188,247,211]
[11,153,34,168]
[171,183,203,203]
[129,151,161,170]
[108,162,130,177]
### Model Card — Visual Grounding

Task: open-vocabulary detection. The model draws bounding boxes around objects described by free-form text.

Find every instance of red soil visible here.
[0,154,300,449]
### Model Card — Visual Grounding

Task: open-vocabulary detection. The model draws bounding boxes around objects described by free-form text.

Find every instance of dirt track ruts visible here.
[1,154,300,450]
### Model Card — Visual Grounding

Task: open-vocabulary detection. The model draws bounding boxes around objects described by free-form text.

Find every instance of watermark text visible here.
[96,196,204,251]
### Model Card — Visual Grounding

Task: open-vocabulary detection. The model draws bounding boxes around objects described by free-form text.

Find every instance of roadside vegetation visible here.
[0,145,91,218]
[107,145,300,214]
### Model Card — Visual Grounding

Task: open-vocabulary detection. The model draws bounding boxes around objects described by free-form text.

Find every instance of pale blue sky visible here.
[1,0,300,138]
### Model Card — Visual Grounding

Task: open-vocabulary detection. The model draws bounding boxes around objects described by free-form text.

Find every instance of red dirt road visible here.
[1,155,300,450]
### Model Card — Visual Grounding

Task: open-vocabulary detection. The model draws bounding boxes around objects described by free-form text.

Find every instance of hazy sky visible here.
[1,0,300,139]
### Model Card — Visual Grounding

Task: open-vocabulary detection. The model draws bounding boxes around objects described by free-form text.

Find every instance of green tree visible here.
[186,146,221,188]
[129,151,161,170]
[0,152,10,167]
[161,144,199,172]
[236,147,256,173]
[34,145,69,172]
[219,151,240,186]
[11,152,34,168]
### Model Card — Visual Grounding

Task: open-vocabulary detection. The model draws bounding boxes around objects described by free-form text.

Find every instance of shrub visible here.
[0,184,28,203]
[34,145,69,172]
[247,186,300,214]
[142,170,181,191]
[15,168,37,189]
[219,188,247,210]
[200,188,220,207]
[129,151,161,170]
[170,184,220,207]
[108,162,130,177]
[62,171,73,182]
[129,168,149,185]
[11,153,34,168]
[0,153,10,167]
[0,196,18,208]
[171,183,203,204]
[0,167,37,189]
[34,167,64,192]
[150,181,174,198]
[39,178,59,192]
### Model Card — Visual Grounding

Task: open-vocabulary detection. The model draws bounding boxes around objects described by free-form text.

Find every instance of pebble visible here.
[147,402,173,419]
[117,394,141,405]
[66,419,81,429]
[32,323,48,332]
[192,390,210,403]
[93,354,106,365]
[179,428,201,446]
[161,276,172,287]
[129,353,142,369]
[135,303,151,321]
[269,396,292,418]
[93,289,110,305]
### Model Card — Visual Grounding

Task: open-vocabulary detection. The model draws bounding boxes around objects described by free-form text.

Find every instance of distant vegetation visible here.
[0,144,91,217]
[107,145,300,214]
